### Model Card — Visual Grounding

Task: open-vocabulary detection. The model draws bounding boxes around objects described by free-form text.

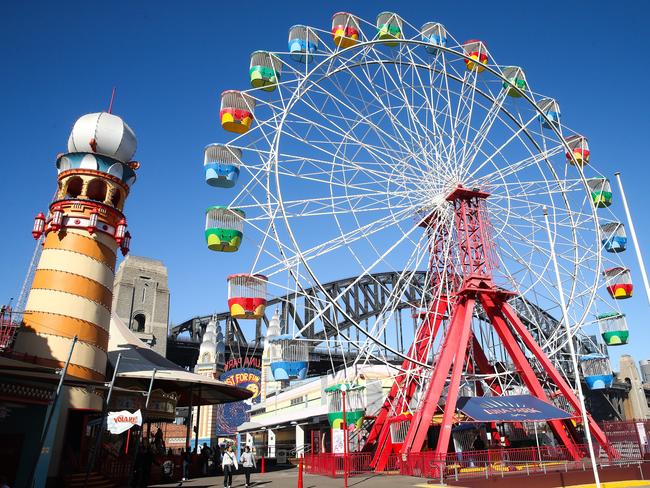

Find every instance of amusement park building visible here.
[238,364,394,457]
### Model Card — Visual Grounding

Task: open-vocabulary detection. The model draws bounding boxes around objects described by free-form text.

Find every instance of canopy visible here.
[108,314,252,407]
[456,395,572,422]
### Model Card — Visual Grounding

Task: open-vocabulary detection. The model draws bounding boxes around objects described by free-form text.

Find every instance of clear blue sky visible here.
[2,1,649,370]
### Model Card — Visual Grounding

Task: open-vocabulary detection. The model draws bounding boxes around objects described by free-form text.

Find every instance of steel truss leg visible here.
[400,296,475,455]
[499,299,613,455]
[471,334,502,395]
[370,297,448,470]
[479,293,582,460]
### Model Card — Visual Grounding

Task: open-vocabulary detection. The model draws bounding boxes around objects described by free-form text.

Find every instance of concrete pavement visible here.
[148,469,436,488]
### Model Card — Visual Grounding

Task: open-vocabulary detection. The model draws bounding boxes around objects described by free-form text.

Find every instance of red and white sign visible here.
[107,409,142,434]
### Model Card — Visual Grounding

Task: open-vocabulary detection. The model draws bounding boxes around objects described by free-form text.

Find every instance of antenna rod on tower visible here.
[107,87,117,114]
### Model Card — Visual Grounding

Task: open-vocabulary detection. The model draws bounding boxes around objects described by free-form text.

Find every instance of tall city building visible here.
[112,255,170,356]
[15,112,138,409]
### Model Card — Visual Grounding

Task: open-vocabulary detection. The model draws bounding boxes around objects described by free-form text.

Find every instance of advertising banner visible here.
[456,395,571,422]
[216,366,261,435]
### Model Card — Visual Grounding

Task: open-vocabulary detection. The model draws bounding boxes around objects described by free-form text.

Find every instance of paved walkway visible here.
[148,469,650,488]
[148,469,433,488]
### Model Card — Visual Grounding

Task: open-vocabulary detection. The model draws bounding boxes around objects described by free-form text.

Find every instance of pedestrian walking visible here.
[240,446,257,487]
[221,445,238,488]
[181,448,191,481]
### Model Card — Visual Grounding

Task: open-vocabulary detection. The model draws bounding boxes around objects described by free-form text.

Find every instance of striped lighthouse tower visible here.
[15,112,138,409]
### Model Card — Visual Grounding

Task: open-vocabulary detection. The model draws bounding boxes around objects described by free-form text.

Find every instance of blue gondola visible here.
[204,144,241,188]
[269,333,309,381]
[580,353,613,390]
[420,22,447,54]
[538,98,561,129]
[600,222,627,253]
[288,25,318,63]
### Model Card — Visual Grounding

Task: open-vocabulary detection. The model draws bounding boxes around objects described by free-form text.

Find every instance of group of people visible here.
[180,444,258,488]
[222,445,257,488]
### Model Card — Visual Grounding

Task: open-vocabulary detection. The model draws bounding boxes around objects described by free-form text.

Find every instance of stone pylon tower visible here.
[15,112,138,408]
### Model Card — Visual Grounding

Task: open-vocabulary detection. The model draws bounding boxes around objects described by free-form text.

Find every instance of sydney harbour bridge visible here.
[167,271,630,421]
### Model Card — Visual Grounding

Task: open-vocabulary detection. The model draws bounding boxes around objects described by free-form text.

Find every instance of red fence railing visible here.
[304,445,596,480]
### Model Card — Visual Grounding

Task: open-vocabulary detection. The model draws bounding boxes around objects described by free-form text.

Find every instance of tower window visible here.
[87,179,107,202]
[132,313,146,332]
[65,177,83,198]
[110,189,122,208]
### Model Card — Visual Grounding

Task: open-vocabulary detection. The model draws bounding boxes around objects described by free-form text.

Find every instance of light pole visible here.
[341,384,348,488]
[543,207,600,488]
[614,172,650,307]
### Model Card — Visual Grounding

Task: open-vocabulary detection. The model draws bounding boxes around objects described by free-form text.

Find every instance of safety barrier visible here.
[400,445,589,480]
[304,445,593,480]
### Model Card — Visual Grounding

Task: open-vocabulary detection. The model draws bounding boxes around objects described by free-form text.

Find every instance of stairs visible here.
[64,472,116,488]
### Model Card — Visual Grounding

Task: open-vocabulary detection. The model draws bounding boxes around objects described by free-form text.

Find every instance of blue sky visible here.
[2,1,649,370]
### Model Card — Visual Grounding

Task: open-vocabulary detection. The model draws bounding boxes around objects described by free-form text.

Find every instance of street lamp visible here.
[341,384,348,488]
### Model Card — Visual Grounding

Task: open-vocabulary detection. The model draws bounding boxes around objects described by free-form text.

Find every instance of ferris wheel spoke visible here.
[473,143,565,185]
[360,46,437,162]
[459,88,514,178]
[325,53,439,175]
[287,80,429,176]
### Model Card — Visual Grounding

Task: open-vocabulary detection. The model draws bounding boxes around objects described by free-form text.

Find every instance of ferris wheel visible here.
[203,11,632,464]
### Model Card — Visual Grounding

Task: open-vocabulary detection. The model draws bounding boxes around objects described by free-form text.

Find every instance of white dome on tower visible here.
[67,112,137,163]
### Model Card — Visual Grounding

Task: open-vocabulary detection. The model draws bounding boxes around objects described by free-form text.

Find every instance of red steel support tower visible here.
[369,185,612,471]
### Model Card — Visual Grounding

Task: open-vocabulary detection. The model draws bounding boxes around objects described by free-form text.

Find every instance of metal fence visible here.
[304,440,647,481]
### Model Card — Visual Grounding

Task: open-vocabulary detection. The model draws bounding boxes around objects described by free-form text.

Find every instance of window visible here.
[290,396,306,406]
[132,313,146,332]
[110,189,122,208]
[65,177,83,198]
[87,179,107,202]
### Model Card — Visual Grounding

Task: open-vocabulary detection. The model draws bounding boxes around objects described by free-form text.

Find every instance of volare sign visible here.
[107,409,143,434]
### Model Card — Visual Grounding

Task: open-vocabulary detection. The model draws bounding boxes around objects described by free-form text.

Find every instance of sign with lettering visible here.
[456,395,571,422]
[216,367,261,435]
[224,356,262,372]
[107,409,143,434]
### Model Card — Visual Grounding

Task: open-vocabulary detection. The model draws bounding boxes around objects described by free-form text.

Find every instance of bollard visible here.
[298,458,304,488]
[261,456,266,474]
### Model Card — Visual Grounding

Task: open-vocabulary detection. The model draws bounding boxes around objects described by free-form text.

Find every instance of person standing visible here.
[181,448,191,481]
[240,446,257,487]
[221,445,238,488]
[200,443,212,475]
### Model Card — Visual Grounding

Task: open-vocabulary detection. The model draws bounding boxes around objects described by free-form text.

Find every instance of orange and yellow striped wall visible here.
[14,173,129,409]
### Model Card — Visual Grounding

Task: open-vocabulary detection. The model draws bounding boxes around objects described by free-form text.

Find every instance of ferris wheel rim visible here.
[260,36,601,359]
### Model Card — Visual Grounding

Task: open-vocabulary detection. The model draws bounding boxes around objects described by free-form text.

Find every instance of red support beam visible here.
[400,296,475,454]
[431,297,475,457]
[500,300,614,456]
[479,293,583,460]
[369,296,448,470]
